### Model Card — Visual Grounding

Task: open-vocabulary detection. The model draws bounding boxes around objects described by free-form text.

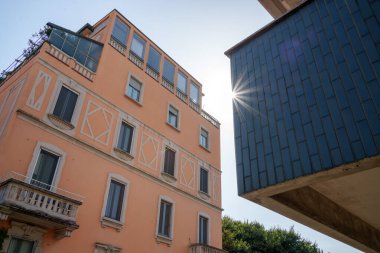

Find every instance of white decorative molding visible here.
[2,221,46,253]
[94,242,122,253]
[0,78,26,138]
[138,130,160,171]
[81,100,113,145]
[27,70,51,111]
[179,154,195,190]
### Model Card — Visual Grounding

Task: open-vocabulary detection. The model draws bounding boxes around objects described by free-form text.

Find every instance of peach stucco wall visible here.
[0,9,222,253]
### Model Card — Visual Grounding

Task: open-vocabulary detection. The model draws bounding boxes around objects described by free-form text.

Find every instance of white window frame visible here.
[197,212,211,245]
[2,221,46,253]
[26,142,66,193]
[199,126,210,151]
[166,103,180,131]
[45,76,85,133]
[100,173,130,231]
[113,113,139,160]
[155,195,175,244]
[125,73,144,105]
[160,140,179,184]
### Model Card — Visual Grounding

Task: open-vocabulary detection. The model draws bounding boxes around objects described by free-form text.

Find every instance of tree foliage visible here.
[223,216,323,253]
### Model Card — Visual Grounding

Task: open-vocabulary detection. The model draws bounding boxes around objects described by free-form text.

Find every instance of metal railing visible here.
[189,244,228,253]
[0,35,47,86]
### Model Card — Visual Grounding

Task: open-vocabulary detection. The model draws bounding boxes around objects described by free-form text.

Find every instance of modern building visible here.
[226,0,380,252]
[0,9,225,253]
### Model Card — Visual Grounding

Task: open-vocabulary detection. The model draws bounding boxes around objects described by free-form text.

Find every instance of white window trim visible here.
[112,113,139,161]
[155,195,175,244]
[125,73,144,105]
[100,173,130,231]
[44,76,85,133]
[199,125,210,151]
[197,212,211,245]
[160,140,179,184]
[26,141,66,193]
[2,221,46,253]
[166,103,180,131]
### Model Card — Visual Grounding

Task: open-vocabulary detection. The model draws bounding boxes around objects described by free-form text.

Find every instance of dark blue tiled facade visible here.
[229,0,380,195]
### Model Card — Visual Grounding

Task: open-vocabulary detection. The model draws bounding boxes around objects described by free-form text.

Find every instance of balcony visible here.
[189,244,228,253]
[0,172,82,239]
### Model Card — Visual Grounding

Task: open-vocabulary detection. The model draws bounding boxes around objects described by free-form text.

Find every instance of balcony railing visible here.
[176,89,188,103]
[190,100,200,112]
[162,78,174,93]
[146,65,159,81]
[128,50,144,69]
[0,172,83,238]
[189,244,228,253]
[201,110,220,129]
[109,36,126,55]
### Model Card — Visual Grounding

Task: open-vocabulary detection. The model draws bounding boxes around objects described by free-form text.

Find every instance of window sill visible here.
[199,144,211,153]
[166,122,180,132]
[47,114,74,130]
[161,172,177,184]
[113,147,134,161]
[198,191,210,201]
[101,216,124,231]
[125,94,143,107]
[156,234,172,246]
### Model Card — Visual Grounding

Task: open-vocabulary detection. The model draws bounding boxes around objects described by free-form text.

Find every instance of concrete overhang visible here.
[242,155,380,253]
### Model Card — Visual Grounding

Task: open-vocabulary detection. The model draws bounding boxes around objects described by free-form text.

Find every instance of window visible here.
[147,46,161,72]
[190,82,199,104]
[111,17,130,46]
[127,77,142,102]
[92,19,108,35]
[117,122,134,153]
[163,59,175,84]
[199,168,208,194]
[177,71,187,94]
[49,27,103,71]
[105,180,125,221]
[163,148,176,176]
[200,128,209,149]
[168,105,179,128]
[158,200,173,238]
[7,237,34,253]
[130,33,145,59]
[199,216,209,245]
[53,86,78,123]
[31,149,59,190]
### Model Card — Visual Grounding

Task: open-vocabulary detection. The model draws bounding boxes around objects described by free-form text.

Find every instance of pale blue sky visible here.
[0,1,361,252]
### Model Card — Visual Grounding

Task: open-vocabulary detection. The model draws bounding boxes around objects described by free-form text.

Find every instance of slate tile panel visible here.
[230,0,380,194]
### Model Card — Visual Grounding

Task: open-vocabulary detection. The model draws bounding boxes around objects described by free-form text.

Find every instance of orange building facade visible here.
[0,10,225,253]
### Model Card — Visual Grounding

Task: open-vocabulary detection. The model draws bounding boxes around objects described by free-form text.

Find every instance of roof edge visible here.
[224,0,313,57]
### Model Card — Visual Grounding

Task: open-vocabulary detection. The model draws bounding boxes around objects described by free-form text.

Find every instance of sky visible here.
[0,1,362,252]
